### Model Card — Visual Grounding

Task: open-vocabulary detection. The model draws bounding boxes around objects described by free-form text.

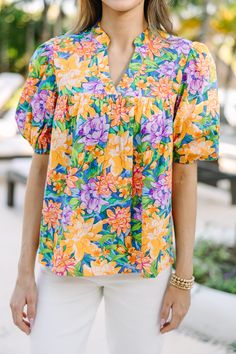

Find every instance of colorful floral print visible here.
[15,20,220,278]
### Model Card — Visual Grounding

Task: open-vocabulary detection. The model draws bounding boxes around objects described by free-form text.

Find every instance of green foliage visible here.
[211,3,236,37]
[0,3,37,72]
[227,341,236,353]
[193,238,236,294]
[0,2,66,73]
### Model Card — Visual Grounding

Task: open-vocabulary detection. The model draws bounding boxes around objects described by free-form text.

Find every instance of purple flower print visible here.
[157,190,170,209]
[61,205,73,230]
[126,87,137,97]
[136,44,149,56]
[15,110,26,131]
[84,32,94,42]
[186,60,199,77]
[188,76,205,95]
[132,205,142,221]
[80,178,109,214]
[150,176,171,210]
[186,73,205,95]
[150,187,170,210]
[185,60,205,95]
[159,61,177,77]
[78,115,109,146]
[82,80,105,94]
[40,43,54,60]
[30,42,53,63]
[141,113,172,147]
[31,90,49,123]
[175,40,190,56]
[153,175,169,193]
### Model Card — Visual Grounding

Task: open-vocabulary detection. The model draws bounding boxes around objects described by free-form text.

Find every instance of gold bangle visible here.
[169,272,195,290]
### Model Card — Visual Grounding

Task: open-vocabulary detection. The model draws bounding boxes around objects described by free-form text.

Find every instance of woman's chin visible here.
[102,0,144,13]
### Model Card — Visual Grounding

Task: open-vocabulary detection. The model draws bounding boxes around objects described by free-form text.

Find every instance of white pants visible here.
[30,265,173,354]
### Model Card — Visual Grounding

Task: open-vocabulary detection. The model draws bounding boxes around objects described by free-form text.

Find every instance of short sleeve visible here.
[173,41,220,164]
[15,39,58,154]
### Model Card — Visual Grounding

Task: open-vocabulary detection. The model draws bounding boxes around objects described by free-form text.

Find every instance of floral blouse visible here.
[15,20,220,278]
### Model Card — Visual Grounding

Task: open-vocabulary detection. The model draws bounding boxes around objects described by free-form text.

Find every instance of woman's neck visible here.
[100,2,148,50]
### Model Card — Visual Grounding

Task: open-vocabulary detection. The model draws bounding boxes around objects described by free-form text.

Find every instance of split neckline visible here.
[91,20,157,95]
[91,20,152,47]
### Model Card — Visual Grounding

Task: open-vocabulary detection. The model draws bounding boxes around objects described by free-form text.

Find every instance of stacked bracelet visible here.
[169,272,195,290]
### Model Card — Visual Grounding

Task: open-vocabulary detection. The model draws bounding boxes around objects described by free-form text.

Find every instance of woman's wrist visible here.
[174,270,193,279]
[169,270,195,290]
[17,265,35,279]
[17,257,35,278]
[174,264,193,279]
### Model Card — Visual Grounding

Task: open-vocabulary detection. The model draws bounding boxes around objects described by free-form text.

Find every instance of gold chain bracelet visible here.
[169,272,195,290]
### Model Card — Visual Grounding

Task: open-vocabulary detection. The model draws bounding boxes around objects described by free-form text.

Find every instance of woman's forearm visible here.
[171,161,198,278]
[17,154,49,278]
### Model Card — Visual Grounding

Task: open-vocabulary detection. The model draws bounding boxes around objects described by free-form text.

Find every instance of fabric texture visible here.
[15,20,220,278]
[29,264,172,354]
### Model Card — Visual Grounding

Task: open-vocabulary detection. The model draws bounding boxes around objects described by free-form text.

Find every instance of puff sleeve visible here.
[173,41,220,164]
[15,39,58,154]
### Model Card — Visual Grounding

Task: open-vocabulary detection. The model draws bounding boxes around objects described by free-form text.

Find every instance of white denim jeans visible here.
[29,265,172,354]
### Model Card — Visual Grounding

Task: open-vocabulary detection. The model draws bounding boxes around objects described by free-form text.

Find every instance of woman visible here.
[10,0,220,353]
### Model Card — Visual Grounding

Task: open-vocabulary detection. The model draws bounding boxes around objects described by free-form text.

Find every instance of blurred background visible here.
[0,0,236,353]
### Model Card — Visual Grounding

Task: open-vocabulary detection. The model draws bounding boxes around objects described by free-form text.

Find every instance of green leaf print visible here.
[99,234,116,244]
[131,220,141,232]
[143,59,158,69]
[133,121,141,135]
[143,176,156,188]
[69,198,80,208]
[40,248,53,255]
[142,196,152,208]
[74,262,83,276]
[129,62,142,71]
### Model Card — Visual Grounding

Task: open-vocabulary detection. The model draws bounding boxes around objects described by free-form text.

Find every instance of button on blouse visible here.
[15,20,220,278]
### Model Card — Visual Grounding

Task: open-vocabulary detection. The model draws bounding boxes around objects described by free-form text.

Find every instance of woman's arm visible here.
[9,153,49,335]
[172,161,197,278]
[159,161,197,333]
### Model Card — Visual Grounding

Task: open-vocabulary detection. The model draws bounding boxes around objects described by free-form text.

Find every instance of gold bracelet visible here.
[169,272,195,290]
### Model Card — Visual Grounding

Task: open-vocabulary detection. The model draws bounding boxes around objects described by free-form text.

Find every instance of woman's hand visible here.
[9,153,48,335]
[9,273,38,335]
[159,283,191,333]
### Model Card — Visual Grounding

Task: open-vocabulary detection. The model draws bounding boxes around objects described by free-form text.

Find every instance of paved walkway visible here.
[0,169,235,354]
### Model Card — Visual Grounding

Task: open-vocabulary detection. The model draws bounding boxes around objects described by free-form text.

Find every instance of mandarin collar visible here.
[91,20,153,48]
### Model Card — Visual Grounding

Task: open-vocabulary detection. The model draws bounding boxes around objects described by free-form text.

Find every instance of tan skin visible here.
[9,0,197,336]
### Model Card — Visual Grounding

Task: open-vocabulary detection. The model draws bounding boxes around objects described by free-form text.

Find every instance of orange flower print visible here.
[132,165,143,197]
[136,253,152,273]
[96,172,117,197]
[47,169,65,193]
[196,53,210,78]
[111,96,129,126]
[51,127,72,169]
[64,167,79,196]
[42,199,62,230]
[106,206,131,236]
[207,89,219,117]
[150,36,168,56]
[76,40,97,59]
[37,126,52,151]
[152,77,173,100]
[51,247,76,276]
[177,138,216,163]
[83,259,121,276]
[117,176,131,198]
[19,78,38,103]
[54,95,69,122]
